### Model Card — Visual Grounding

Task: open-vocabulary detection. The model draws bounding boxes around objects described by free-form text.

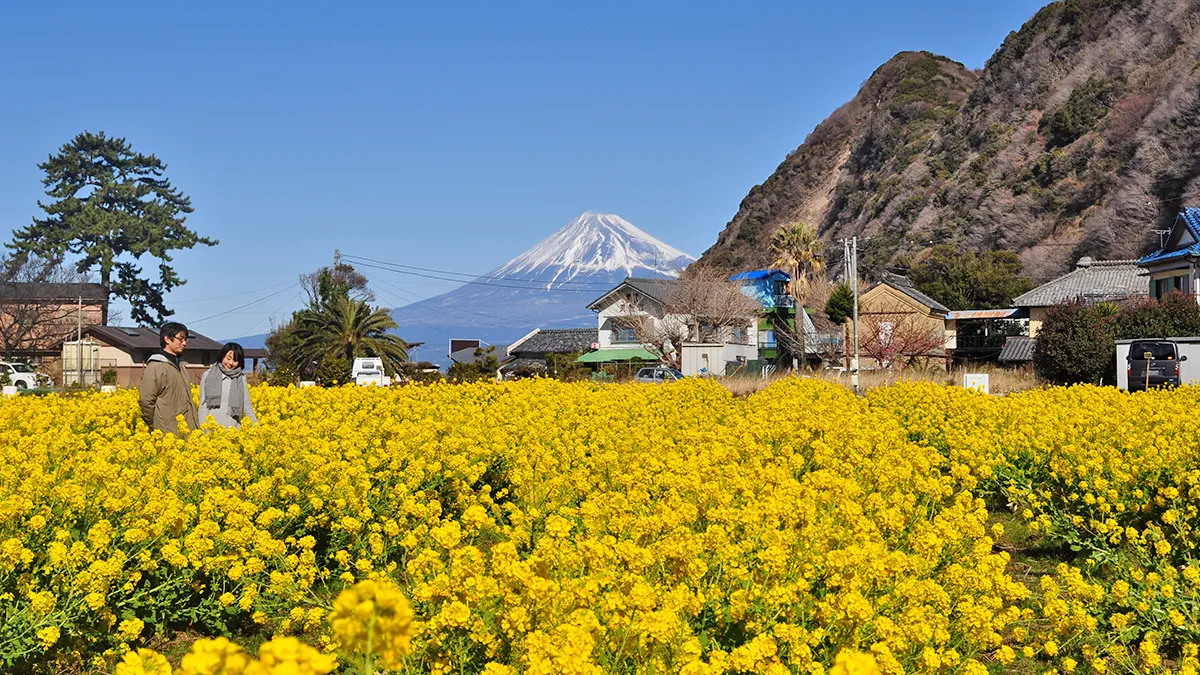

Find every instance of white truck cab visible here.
[352,357,391,386]
[0,362,51,389]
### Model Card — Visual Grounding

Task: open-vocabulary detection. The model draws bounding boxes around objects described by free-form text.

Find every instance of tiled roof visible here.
[0,282,106,304]
[1139,207,1200,265]
[509,328,598,355]
[1012,259,1144,307]
[875,272,951,313]
[998,336,1035,363]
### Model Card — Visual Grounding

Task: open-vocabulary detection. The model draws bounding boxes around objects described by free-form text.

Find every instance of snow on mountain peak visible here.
[492,212,694,286]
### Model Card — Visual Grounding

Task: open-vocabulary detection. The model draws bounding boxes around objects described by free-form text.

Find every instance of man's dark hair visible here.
[220,342,245,365]
[159,321,188,347]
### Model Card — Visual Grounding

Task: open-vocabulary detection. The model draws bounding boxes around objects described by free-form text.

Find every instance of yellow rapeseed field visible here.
[1,378,1199,674]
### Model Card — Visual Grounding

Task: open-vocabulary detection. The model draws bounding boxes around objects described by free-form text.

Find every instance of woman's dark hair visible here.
[220,342,245,366]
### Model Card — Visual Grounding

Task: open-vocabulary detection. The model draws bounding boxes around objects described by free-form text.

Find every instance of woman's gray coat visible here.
[198,368,257,428]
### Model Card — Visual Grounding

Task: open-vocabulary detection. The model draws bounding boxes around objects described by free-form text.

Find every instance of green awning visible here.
[575,348,659,363]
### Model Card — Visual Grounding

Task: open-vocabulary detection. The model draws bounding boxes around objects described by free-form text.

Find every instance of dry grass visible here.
[718,364,1043,397]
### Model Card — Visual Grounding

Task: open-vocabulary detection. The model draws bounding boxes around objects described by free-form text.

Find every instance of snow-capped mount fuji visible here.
[389,212,695,364]
[492,212,694,286]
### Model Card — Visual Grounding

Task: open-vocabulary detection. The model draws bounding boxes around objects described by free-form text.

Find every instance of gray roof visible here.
[1012,259,1144,307]
[499,357,546,374]
[509,328,598,355]
[876,273,951,313]
[0,282,106,304]
[449,344,506,365]
[998,336,1035,363]
[85,325,224,352]
[587,277,680,309]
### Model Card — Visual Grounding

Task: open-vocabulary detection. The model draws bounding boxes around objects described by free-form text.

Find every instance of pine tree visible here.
[9,131,217,325]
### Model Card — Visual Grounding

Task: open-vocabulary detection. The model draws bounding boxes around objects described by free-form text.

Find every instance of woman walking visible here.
[199,343,258,428]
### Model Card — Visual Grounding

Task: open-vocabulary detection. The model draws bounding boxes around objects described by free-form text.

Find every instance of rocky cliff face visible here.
[701,0,1200,282]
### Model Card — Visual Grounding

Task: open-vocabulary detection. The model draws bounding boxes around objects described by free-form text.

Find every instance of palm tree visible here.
[294,295,408,373]
[770,222,825,368]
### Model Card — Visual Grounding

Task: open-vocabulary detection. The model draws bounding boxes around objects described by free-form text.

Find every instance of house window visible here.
[698,322,720,342]
[731,325,748,344]
[1153,275,1189,299]
[613,324,638,343]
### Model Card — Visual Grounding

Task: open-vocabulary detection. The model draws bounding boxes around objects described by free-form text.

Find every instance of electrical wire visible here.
[228,291,305,339]
[167,279,297,305]
[186,282,302,325]
[366,274,517,329]
[341,254,616,290]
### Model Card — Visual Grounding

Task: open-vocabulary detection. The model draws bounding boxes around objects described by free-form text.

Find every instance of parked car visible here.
[1124,340,1184,391]
[634,366,684,384]
[0,362,51,389]
[351,357,391,386]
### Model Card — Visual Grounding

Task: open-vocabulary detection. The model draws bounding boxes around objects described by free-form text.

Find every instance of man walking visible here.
[139,321,200,437]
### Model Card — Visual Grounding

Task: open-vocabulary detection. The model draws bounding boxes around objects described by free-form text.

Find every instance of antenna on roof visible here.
[1152,229,1169,248]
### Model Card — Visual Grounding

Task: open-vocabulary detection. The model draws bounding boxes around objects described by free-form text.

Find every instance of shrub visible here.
[1116,291,1200,339]
[100,368,118,386]
[1033,301,1119,385]
[825,283,855,324]
[266,363,299,387]
[314,353,351,387]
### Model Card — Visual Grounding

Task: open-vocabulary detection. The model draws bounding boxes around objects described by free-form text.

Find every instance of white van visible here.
[351,358,391,386]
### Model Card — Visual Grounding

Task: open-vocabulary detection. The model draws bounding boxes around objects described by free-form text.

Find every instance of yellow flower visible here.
[119,618,145,641]
[255,636,337,674]
[116,648,174,675]
[829,650,880,675]
[36,626,60,650]
[179,637,255,675]
[329,579,414,669]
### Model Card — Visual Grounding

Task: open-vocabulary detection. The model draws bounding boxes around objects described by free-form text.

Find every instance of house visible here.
[62,325,224,387]
[944,308,1028,359]
[448,340,506,366]
[0,282,106,361]
[730,269,841,368]
[581,277,758,376]
[1012,258,1144,336]
[499,327,597,378]
[856,273,953,368]
[1137,207,1200,299]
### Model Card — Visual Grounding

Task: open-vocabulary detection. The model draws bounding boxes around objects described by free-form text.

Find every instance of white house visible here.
[1138,207,1200,299]
[580,277,759,376]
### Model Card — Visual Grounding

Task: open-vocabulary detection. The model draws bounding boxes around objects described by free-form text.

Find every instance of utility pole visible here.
[76,296,82,386]
[851,237,860,396]
[334,249,341,268]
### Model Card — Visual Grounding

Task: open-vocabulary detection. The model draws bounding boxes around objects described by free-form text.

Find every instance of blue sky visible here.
[0,0,1048,339]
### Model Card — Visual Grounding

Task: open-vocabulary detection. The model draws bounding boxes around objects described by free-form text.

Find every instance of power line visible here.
[366,274,517,329]
[186,283,301,325]
[341,253,616,290]
[227,291,304,339]
[346,259,604,294]
[168,279,297,305]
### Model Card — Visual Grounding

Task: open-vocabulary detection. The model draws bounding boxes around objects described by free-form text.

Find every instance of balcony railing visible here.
[773,294,795,308]
[954,334,1009,351]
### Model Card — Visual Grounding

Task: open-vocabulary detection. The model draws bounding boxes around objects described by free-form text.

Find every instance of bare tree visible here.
[772,313,842,366]
[630,264,762,369]
[859,308,946,370]
[0,256,94,360]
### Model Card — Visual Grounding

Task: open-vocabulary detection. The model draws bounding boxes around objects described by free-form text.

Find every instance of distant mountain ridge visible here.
[383,212,693,364]
[700,0,1200,282]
